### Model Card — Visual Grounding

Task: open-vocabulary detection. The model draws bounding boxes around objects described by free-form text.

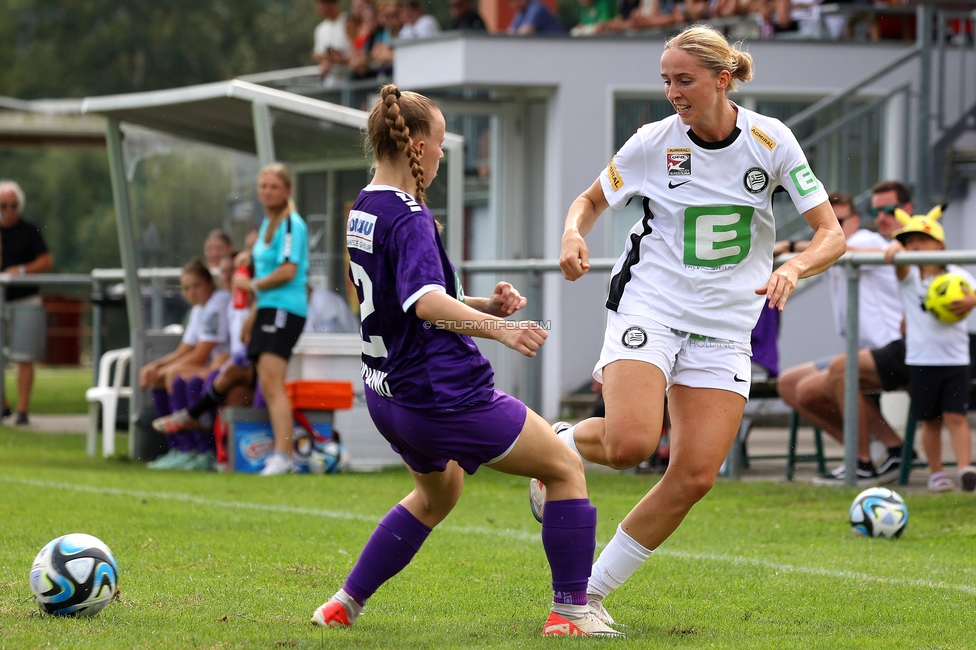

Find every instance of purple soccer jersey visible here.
[346,185,495,410]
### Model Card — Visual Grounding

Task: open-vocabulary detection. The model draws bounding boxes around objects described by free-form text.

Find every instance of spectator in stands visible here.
[304,285,360,333]
[232,163,309,476]
[508,0,564,33]
[0,180,53,425]
[141,258,230,470]
[448,0,487,30]
[350,3,379,79]
[203,229,233,270]
[312,0,351,86]
[885,207,976,492]
[598,0,682,34]
[399,0,441,38]
[776,190,906,485]
[367,0,402,77]
[570,0,616,35]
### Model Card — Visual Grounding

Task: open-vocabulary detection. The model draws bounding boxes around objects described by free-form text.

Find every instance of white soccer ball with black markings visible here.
[29,533,119,616]
[849,488,908,539]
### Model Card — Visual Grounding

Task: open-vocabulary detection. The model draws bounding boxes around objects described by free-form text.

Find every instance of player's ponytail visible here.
[367,84,437,205]
[665,25,753,92]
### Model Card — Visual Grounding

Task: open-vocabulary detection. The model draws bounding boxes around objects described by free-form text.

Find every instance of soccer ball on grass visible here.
[849,488,908,539]
[29,533,119,616]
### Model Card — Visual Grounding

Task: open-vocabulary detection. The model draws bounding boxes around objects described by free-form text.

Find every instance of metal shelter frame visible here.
[77,79,464,459]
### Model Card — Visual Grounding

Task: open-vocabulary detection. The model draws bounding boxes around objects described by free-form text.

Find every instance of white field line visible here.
[4,476,976,595]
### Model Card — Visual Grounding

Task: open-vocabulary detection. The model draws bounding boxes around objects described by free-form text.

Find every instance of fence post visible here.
[843,261,861,487]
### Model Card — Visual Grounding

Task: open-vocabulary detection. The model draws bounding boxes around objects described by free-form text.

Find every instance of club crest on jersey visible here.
[743,167,769,194]
[666,148,691,176]
[347,210,378,253]
[621,326,648,349]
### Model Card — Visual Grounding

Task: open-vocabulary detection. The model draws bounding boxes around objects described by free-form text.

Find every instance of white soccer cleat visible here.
[542,610,624,638]
[529,478,546,524]
[588,598,616,626]
[311,600,353,628]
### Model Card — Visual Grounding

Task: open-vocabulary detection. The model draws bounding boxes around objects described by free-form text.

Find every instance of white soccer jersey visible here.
[826,229,903,349]
[900,265,973,366]
[181,305,205,346]
[198,289,231,357]
[600,104,828,342]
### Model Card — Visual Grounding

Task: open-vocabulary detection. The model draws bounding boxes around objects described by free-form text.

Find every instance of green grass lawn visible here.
[2,427,976,649]
[4,366,91,414]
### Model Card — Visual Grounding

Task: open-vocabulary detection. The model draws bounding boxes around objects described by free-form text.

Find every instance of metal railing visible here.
[0,274,92,412]
[838,249,976,485]
[0,268,189,414]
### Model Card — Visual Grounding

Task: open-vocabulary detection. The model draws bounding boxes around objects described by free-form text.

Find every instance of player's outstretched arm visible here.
[756,200,845,311]
[561,178,609,281]
[414,290,547,357]
[464,282,527,317]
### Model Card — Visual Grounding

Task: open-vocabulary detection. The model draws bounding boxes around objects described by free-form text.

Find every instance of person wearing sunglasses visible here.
[0,180,54,426]
[775,189,907,485]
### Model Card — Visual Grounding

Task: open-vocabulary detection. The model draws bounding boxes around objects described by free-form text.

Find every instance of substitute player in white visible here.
[531,25,846,626]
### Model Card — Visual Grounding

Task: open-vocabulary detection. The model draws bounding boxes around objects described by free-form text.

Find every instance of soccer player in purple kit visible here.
[309,84,620,638]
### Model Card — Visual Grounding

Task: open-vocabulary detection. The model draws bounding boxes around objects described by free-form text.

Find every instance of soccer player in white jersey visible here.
[532,24,846,627]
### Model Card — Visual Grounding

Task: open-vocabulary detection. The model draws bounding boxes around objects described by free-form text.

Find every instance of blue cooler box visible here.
[222,407,335,474]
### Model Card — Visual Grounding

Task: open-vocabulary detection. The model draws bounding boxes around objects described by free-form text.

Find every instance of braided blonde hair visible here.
[367,84,437,205]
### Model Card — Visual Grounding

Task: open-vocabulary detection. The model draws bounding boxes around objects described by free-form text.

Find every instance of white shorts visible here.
[594,311,753,399]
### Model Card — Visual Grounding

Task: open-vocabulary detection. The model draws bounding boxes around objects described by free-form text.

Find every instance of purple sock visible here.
[252,382,266,409]
[343,504,431,606]
[169,379,194,453]
[184,377,211,453]
[151,388,172,418]
[542,498,597,606]
[152,388,176,450]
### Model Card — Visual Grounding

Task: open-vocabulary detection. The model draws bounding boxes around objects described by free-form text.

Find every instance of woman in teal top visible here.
[235,162,309,476]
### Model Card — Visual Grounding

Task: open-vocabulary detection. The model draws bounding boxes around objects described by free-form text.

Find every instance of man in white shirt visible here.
[312,0,350,86]
[777,184,913,485]
[398,0,442,39]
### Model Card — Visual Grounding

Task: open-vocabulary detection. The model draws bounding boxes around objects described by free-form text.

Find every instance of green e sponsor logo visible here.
[683,206,754,268]
[790,164,821,197]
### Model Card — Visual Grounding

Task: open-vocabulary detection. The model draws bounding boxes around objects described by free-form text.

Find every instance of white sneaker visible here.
[588,598,616,626]
[542,610,624,637]
[260,454,295,476]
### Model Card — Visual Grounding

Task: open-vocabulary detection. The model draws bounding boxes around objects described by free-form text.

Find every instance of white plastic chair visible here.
[85,348,133,458]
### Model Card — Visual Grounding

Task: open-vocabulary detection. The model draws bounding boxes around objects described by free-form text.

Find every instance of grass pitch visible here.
[2,426,976,649]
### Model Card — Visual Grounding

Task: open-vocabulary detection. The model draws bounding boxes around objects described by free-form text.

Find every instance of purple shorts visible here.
[365,387,528,475]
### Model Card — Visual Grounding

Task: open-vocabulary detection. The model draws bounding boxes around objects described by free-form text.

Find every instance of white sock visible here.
[558,424,581,458]
[551,602,587,619]
[587,525,652,600]
[333,588,364,623]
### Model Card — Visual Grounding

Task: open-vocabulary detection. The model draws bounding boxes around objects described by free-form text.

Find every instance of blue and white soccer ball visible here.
[849,488,908,539]
[29,533,119,617]
[308,440,348,475]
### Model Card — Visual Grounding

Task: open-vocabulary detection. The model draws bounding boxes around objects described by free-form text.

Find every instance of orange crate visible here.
[285,380,355,411]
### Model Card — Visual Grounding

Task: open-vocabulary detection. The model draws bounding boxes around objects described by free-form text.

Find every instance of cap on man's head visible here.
[892,205,945,244]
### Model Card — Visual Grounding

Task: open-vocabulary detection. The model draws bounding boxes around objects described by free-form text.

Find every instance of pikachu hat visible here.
[892,204,945,245]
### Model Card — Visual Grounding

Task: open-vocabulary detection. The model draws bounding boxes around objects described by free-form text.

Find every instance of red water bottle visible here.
[233,265,251,309]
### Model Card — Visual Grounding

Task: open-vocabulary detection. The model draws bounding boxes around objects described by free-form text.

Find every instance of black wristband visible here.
[788,241,796,253]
